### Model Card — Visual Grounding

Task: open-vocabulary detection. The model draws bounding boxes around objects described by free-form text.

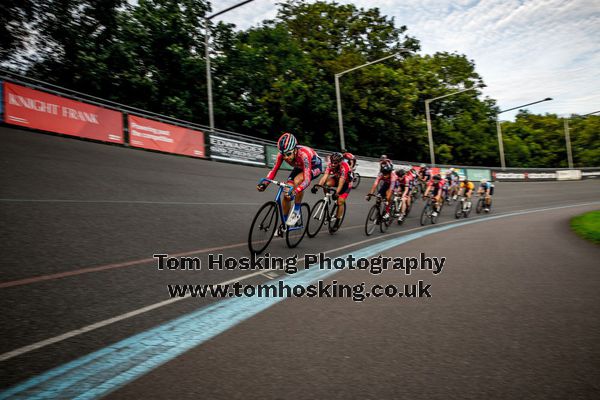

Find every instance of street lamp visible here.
[335,49,411,150]
[563,110,599,168]
[425,87,480,166]
[205,0,257,132]
[496,97,552,169]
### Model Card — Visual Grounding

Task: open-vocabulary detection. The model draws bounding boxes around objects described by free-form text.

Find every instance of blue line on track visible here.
[2,202,598,399]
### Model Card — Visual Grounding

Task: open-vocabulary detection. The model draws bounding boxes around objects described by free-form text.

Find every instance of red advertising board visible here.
[3,82,123,143]
[127,115,205,158]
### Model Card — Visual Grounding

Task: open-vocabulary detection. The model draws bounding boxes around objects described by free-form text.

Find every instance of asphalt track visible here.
[1,126,599,399]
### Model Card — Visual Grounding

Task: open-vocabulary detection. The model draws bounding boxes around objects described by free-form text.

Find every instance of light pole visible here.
[496,97,552,169]
[205,0,257,132]
[563,110,599,168]
[335,49,410,150]
[425,87,479,166]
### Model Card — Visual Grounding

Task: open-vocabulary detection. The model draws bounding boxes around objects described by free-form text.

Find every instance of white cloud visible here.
[213,0,600,120]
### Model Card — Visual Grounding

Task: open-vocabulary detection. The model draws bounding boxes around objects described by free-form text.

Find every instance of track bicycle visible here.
[248,178,310,254]
[420,195,443,226]
[475,194,493,214]
[365,194,389,235]
[351,170,361,189]
[306,184,347,237]
[454,195,472,219]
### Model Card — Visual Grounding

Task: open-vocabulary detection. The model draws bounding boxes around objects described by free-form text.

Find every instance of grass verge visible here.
[570,210,600,244]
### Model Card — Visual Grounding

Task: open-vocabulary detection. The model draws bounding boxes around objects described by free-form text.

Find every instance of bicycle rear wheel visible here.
[352,173,361,189]
[380,205,390,233]
[455,200,463,219]
[306,199,327,238]
[248,201,279,254]
[286,203,310,248]
[365,204,379,236]
[328,202,347,234]
[476,197,484,214]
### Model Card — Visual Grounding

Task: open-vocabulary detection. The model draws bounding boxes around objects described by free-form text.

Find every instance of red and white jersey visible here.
[267,145,320,193]
[326,160,351,182]
[428,178,446,191]
[374,171,397,187]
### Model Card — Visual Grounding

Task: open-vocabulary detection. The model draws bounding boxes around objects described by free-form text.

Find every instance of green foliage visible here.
[11,0,598,167]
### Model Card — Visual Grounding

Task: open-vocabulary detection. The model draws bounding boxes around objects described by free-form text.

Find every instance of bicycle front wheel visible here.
[420,203,431,226]
[248,201,279,254]
[365,204,379,236]
[306,199,327,238]
[286,203,310,248]
[328,202,347,234]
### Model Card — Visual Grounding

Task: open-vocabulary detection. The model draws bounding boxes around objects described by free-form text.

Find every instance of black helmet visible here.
[396,169,406,177]
[381,164,393,174]
[329,152,343,163]
[433,174,441,181]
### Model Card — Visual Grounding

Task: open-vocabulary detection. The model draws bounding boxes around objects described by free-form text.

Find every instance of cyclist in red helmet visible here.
[342,149,357,188]
[313,152,351,229]
[257,132,322,226]
[366,163,397,220]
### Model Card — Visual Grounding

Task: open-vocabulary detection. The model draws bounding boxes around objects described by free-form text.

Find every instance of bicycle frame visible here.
[259,178,303,232]
[312,185,336,221]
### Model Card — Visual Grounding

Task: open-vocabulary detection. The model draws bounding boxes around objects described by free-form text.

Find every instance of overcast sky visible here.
[211,0,600,120]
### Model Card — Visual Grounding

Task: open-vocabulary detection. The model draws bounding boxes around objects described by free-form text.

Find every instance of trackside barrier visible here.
[2,72,599,179]
[2,81,123,143]
[582,171,600,179]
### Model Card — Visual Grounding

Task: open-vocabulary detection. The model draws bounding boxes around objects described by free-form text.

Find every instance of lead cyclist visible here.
[257,132,322,226]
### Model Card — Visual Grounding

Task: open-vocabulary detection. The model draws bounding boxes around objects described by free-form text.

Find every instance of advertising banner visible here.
[556,170,582,180]
[466,169,492,182]
[0,81,3,121]
[493,171,526,181]
[582,171,600,179]
[265,145,292,170]
[527,172,557,180]
[209,135,265,166]
[3,82,123,143]
[128,115,205,158]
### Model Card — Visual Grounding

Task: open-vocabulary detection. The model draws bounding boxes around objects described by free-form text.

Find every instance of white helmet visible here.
[480,178,487,184]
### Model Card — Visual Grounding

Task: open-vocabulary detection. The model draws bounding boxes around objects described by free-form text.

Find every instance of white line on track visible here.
[1,201,598,362]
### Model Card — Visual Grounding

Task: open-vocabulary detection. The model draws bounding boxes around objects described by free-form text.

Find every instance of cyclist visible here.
[459,177,475,209]
[417,163,431,183]
[446,168,460,200]
[313,152,351,229]
[380,154,394,170]
[342,149,357,187]
[258,132,322,226]
[394,168,412,222]
[477,178,494,212]
[366,163,396,220]
[423,174,446,217]
[342,149,357,170]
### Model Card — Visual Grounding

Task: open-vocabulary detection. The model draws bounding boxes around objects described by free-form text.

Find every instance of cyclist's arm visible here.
[318,170,330,187]
[266,153,283,181]
[369,175,381,195]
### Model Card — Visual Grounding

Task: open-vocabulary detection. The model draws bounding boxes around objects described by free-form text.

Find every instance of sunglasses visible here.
[283,150,295,157]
